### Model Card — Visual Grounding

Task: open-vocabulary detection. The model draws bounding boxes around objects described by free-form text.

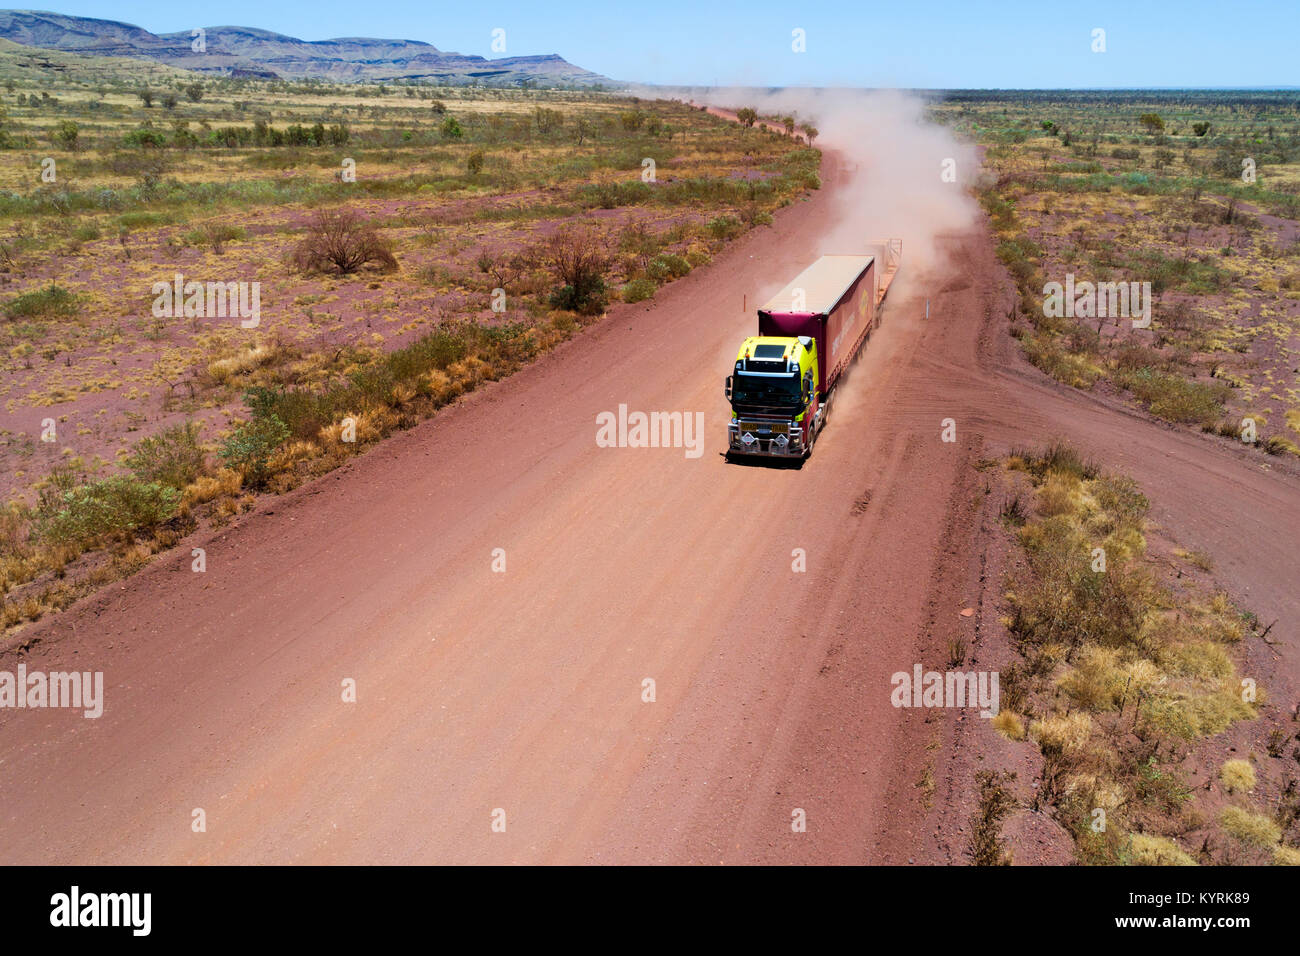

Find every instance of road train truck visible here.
[725,239,901,458]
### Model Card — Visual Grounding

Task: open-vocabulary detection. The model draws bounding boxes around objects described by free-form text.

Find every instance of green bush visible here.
[706,215,743,240]
[1115,367,1228,424]
[550,279,607,315]
[184,223,246,248]
[35,475,180,547]
[122,127,168,149]
[578,181,652,209]
[5,284,77,319]
[647,253,690,281]
[125,422,207,490]
[220,411,290,488]
[622,278,658,303]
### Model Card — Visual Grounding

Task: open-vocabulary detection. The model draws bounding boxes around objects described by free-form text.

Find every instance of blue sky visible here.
[43,1,1300,88]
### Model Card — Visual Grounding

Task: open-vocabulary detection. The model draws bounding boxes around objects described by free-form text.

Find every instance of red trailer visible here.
[757,239,901,400]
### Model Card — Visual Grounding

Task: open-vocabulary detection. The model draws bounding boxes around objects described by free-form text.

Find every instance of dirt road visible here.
[2,140,1296,864]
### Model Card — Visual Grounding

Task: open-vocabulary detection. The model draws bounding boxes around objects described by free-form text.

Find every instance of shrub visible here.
[290,209,397,276]
[622,278,658,303]
[35,475,180,547]
[186,222,245,253]
[125,422,207,490]
[541,229,611,315]
[122,127,168,149]
[54,120,79,150]
[220,413,290,488]
[5,284,77,319]
[466,150,485,175]
[1114,368,1228,425]
[706,215,743,240]
[578,181,652,209]
[647,252,690,281]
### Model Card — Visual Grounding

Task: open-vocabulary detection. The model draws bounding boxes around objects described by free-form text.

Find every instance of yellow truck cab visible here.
[725,334,820,457]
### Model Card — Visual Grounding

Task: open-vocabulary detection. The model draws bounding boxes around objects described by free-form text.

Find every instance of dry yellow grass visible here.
[1219,759,1256,794]
[991,710,1025,740]
[1128,833,1197,866]
[1219,806,1281,848]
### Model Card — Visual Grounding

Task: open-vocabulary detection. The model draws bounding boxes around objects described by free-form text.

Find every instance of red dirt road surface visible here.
[2,144,1297,865]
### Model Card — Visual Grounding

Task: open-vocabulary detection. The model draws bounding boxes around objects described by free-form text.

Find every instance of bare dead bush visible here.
[290,209,397,276]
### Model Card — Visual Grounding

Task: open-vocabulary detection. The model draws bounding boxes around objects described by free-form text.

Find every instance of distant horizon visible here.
[6,2,1299,89]
[655,85,1300,93]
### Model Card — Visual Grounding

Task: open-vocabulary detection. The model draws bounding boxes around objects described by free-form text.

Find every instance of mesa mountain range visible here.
[0,9,614,85]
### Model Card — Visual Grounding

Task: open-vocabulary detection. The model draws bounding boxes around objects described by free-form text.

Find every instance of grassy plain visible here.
[934,91,1300,456]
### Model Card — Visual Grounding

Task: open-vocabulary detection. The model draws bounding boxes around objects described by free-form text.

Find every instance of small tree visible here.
[467,150,485,175]
[1139,113,1165,134]
[53,120,78,150]
[534,107,563,133]
[782,115,796,136]
[440,115,463,139]
[804,125,819,145]
[138,87,154,108]
[1192,121,1210,137]
[163,93,178,110]
[290,209,397,276]
[185,82,205,103]
[736,107,758,128]
[542,229,611,315]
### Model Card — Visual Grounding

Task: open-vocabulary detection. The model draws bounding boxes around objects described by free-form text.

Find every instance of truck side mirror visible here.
[724,375,733,401]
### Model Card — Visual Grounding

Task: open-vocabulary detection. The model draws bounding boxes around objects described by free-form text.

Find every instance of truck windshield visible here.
[732,371,802,413]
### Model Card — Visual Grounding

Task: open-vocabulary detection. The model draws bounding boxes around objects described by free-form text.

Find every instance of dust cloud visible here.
[672,87,982,273]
